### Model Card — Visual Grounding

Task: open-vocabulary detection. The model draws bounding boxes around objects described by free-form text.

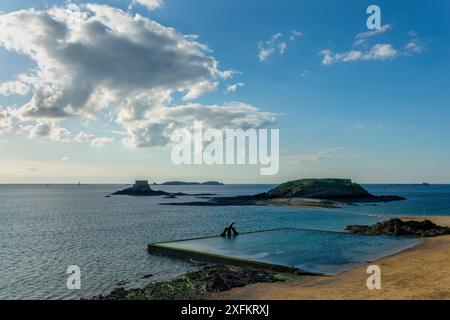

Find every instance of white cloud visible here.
[61,156,69,161]
[258,30,301,61]
[0,4,224,120]
[75,131,114,147]
[121,102,278,148]
[320,44,397,65]
[354,24,392,46]
[366,43,398,60]
[290,30,303,41]
[225,82,245,93]
[132,0,164,11]
[0,107,13,133]
[278,42,287,54]
[321,24,425,65]
[0,4,277,147]
[286,147,343,164]
[405,41,425,54]
[0,80,30,96]
[74,131,95,143]
[91,137,114,147]
[28,122,72,142]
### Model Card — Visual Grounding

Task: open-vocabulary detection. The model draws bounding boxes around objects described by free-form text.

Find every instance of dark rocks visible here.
[346,218,450,237]
[112,187,170,196]
[107,287,128,300]
[188,265,280,292]
[111,183,216,198]
[94,265,283,300]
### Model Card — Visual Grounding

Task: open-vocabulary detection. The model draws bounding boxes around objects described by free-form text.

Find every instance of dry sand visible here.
[213,216,450,300]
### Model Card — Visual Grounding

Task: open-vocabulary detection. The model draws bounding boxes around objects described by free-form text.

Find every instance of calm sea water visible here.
[0,184,449,299]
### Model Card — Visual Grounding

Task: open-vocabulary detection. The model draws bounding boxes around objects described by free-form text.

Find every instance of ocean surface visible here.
[0,184,449,299]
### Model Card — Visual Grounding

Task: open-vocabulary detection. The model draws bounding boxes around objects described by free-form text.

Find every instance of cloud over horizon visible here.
[0,4,277,147]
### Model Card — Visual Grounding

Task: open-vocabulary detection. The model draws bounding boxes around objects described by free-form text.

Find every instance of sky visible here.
[0,0,449,184]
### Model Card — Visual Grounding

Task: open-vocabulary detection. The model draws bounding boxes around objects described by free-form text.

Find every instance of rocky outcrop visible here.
[94,265,283,300]
[112,187,170,196]
[263,179,405,202]
[111,181,216,197]
[346,218,450,237]
[162,179,405,207]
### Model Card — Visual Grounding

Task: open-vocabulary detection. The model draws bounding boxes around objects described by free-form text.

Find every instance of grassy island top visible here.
[266,179,371,199]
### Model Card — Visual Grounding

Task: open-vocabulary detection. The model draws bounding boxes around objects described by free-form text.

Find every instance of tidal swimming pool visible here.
[156,228,421,275]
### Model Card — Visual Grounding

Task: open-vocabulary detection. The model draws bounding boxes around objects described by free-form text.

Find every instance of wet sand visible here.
[213,216,450,300]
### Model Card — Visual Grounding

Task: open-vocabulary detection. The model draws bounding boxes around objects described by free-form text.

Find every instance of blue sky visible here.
[0,0,449,183]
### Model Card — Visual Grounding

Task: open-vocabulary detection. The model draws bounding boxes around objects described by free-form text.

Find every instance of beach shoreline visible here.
[212,215,450,300]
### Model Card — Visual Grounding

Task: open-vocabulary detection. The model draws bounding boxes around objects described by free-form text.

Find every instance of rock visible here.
[112,180,171,197]
[112,187,170,196]
[94,265,283,300]
[346,218,450,237]
[108,287,128,300]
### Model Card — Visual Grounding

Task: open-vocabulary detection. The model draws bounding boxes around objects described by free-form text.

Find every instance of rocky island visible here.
[346,218,450,237]
[113,181,171,196]
[161,179,405,208]
[111,180,215,197]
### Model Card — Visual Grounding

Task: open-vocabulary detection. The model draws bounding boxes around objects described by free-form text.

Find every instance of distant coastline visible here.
[153,181,224,186]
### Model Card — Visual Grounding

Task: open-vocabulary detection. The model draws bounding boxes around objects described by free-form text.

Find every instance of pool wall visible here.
[147,243,318,274]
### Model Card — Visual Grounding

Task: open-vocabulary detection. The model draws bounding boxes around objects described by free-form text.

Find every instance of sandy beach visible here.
[213,216,450,300]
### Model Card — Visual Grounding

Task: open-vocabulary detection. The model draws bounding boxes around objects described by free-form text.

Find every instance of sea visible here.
[0,184,449,299]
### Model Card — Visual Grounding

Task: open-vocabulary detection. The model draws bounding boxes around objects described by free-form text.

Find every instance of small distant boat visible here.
[422,182,430,186]
[105,195,112,198]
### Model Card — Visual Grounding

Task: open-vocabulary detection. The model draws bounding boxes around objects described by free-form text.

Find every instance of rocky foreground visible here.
[346,218,450,237]
[94,265,284,300]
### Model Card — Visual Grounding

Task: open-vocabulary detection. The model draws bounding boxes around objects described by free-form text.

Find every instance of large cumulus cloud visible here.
[0,4,277,147]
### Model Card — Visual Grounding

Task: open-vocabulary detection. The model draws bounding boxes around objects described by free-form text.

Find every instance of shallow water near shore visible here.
[0,184,449,299]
